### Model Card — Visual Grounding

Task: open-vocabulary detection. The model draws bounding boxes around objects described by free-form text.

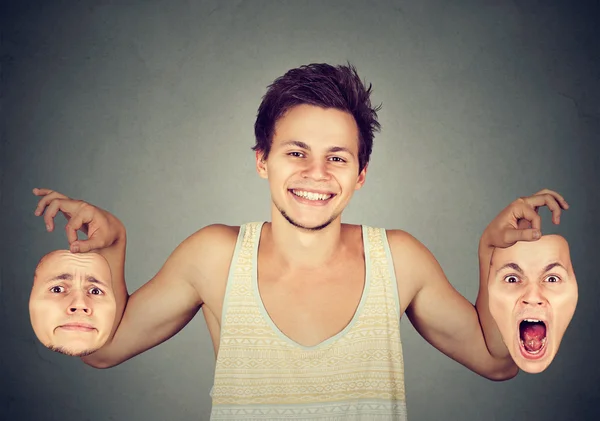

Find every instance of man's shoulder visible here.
[185,223,241,249]
[381,228,431,262]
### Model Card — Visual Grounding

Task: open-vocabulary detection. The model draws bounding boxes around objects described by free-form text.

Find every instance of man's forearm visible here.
[81,227,128,367]
[476,235,513,359]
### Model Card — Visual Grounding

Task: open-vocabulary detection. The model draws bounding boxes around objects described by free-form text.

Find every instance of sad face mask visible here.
[29,250,116,357]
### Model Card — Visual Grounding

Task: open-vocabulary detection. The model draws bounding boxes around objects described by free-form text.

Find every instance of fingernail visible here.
[72,244,79,253]
[46,224,51,231]
[533,230,541,239]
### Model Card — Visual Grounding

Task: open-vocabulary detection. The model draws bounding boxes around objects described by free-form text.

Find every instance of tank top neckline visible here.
[250,221,372,351]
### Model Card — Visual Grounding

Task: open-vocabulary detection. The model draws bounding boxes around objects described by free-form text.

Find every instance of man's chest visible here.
[256,261,367,347]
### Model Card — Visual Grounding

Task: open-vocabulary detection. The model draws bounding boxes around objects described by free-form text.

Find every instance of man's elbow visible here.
[485,362,520,381]
[81,354,118,369]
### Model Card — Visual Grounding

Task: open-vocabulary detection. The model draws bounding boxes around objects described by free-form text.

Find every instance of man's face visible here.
[29,250,116,357]
[488,235,578,373]
[257,104,367,231]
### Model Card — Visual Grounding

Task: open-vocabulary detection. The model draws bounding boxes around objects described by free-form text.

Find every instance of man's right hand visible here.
[33,188,125,252]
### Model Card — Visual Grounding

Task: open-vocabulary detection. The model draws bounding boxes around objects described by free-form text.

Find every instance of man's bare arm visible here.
[81,224,236,368]
[388,230,518,381]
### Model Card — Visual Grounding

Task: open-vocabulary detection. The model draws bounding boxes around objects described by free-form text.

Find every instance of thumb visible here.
[504,228,541,245]
[70,238,103,253]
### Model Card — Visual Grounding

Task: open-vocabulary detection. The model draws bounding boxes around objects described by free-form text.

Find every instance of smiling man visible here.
[33,63,570,420]
[488,235,578,373]
[29,250,116,357]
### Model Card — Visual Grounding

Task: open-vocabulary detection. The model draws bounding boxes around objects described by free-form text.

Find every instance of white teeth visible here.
[292,190,333,201]
[524,319,541,323]
[519,336,547,354]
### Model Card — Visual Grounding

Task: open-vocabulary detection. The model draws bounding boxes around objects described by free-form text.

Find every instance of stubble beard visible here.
[274,200,340,232]
[46,344,99,357]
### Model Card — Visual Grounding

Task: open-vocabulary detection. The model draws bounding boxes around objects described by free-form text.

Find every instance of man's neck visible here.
[264,214,346,271]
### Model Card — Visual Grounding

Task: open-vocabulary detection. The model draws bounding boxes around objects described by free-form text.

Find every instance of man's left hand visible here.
[482,189,569,249]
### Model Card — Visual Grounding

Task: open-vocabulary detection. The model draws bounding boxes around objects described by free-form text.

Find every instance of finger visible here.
[513,202,542,231]
[43,199,65,232]
[65,209,92,243]
[504,228,541,245]
[33,188,54,196]
[65,216,80,245]
[517,219,532,230]
[43,199,83,231]
[525,194,563,224]
[34,191,69,216]
[532,189,569,210]
[71,238,104,253]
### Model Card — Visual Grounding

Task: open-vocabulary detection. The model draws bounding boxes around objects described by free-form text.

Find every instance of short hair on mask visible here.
[252,62,382,173]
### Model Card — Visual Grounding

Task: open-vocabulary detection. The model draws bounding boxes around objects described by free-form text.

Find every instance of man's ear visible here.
[256,150,268,179]
[354,164,368,191]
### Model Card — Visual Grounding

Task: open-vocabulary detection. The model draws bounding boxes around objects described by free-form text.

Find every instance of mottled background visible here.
[1,0,599,420]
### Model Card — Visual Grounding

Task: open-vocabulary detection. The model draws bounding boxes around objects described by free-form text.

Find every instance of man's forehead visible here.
[492,235,572,269]
[273,106,359,143]
[36,250,111,278]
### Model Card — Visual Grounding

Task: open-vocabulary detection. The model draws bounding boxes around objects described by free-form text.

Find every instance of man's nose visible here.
[67,291,92,315]
[521,284,548,306]
[302,158,330,181]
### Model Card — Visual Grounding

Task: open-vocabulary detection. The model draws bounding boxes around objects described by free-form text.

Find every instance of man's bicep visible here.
[389,230,501,376]
[84,224,233,368]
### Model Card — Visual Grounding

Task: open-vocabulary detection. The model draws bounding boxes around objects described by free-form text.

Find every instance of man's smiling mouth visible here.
[289,189,335,201]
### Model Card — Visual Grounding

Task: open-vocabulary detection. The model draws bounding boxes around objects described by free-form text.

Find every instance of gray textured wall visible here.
[2,0,599,420]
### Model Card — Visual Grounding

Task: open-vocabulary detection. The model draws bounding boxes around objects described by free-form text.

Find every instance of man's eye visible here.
[545,275,560,283]
[504,275,519,283]
[329,156,346,163]
[89,287,104,295]
[50,286,65,293]
[288,152,304,158]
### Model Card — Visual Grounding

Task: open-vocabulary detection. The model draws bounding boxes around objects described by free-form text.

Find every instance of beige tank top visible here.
[210,222,407,420]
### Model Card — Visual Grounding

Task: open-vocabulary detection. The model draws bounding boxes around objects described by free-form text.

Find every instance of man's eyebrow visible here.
[494,262,568,277]
[46,273,73,282]
[282,140,310,150]
[327,146,355,157]
[541,262,567,274]
[281,141,355,157]
[495,262,524,275]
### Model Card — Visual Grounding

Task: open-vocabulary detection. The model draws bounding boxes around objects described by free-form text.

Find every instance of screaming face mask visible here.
[488,235,578,373]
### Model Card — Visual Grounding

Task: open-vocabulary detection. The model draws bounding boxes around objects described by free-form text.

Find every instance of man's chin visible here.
[279,209,337,231]
[509,339,554,374]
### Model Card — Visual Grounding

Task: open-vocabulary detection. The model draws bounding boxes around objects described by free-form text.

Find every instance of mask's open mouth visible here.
[519,319,547,355]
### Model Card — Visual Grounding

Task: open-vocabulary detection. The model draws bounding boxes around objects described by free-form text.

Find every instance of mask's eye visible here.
[89,287,104,295]
[504,275,520,284]
[545,275,560,283]
[50,285,65,293]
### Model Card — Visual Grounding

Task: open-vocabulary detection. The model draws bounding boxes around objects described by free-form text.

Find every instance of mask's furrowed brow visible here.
[86,275,109,288]
[541,262,567,274]
[44,273,109,288]
[45,273,73,282]
[495,262,524,275]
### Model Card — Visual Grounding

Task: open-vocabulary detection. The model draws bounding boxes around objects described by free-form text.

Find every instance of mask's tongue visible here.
[520,321,546,352]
